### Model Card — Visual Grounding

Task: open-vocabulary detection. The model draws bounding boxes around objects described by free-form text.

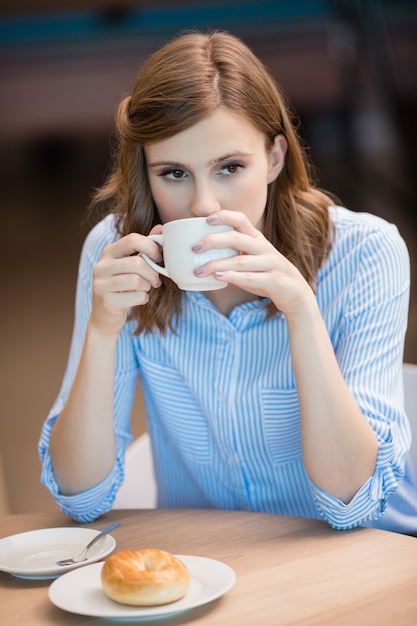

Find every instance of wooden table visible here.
[0,508,416,625]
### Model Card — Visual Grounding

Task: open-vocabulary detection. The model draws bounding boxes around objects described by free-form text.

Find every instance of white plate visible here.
[0,527,116,579]
[49,555,236,620]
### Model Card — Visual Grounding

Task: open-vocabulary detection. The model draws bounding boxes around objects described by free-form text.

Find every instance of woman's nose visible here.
[189,186,220,217]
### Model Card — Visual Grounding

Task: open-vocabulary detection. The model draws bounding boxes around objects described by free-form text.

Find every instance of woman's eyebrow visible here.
[147,160,187,168]
[208,151,253,165]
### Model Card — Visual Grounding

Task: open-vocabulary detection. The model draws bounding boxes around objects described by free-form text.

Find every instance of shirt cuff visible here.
[40,450,120,523]
[310,419,407,529]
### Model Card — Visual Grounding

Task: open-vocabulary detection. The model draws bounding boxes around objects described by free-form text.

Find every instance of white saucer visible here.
[0,527,116,579]
[49,555,236,620]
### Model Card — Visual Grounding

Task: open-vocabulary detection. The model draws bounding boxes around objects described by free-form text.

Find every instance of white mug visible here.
[141,217,237,291]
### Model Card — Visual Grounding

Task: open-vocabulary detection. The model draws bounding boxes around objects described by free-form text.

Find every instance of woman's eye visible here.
[220,161,243,176]
[159,168,186,180]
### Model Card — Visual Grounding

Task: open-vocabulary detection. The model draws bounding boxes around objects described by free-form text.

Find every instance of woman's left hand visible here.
[193,210,314,317]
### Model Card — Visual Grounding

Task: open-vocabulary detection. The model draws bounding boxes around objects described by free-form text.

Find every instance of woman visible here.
[39,30,417,533]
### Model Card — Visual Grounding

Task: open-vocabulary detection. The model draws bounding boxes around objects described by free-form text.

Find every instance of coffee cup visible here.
[141,217,237,291]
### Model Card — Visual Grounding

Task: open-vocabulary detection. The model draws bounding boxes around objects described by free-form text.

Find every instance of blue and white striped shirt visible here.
[39,206,417,533]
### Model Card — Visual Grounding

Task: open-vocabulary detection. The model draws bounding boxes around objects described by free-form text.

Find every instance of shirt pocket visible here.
[139,352,212,464]
[262,388,302,465]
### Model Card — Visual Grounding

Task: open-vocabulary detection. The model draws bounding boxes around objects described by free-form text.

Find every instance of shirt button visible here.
[219,393,226,403]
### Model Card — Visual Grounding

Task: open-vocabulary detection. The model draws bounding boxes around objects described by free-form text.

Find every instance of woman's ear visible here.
[267,134,287,184]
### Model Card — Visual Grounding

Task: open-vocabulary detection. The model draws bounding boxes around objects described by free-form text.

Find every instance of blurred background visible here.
[0,0,416,515]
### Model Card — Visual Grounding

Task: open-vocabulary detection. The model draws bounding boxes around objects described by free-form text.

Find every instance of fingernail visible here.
[206,215,218,223]
[194,267,206,275]
[192,242,203,252]
[214,271,224,278]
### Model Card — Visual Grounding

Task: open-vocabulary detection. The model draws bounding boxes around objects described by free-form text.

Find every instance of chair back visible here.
[403,362,417,474]
[113,432,157,509]
[0,451,9,514]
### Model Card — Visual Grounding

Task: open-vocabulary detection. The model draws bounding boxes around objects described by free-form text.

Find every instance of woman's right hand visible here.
[90,231,163,336]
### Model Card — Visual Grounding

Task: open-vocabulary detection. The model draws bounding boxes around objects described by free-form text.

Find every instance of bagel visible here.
[101,548,190,606]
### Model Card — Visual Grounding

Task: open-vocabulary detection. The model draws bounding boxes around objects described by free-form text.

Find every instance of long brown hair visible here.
[91,30,334,334]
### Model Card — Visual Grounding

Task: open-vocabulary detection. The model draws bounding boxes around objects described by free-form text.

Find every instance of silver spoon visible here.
[56,522,120,566]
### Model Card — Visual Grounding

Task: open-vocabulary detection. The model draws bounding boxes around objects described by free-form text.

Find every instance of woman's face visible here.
[144,107,286,229]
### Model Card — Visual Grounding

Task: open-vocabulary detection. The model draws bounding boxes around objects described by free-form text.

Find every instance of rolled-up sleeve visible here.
[38,216,139,522]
